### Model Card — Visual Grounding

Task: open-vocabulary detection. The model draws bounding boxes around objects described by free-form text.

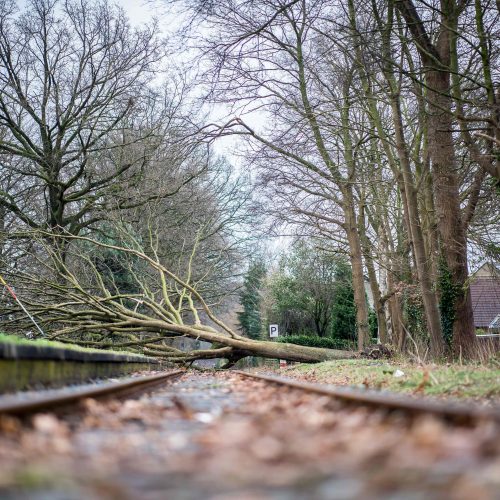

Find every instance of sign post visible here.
[269,324,286,368]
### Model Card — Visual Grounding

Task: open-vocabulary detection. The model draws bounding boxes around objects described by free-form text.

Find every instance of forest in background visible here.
[0,0,498,364]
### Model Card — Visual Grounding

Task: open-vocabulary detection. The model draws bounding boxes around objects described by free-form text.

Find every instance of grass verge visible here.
[278,358,500,401]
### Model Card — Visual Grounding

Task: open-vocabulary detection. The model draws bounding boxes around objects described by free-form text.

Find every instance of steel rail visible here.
[0,370,185,416]
[234,370,500,424]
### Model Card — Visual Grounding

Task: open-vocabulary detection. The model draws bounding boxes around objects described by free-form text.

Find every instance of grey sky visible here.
[114,0,271,173]
[115,0,160,26]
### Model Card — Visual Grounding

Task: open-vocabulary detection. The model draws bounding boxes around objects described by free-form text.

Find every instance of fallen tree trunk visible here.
[143,340,356,365]
[223,339,355,363]
[106,319,357,363]
[48,316,357,365]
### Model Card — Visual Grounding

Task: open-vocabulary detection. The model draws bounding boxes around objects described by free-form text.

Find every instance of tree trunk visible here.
[395,0,477,358]
[343,191,371,350]
[88,319,360,364]
[427,67,476,357]
[379,219,406,351]
[0,206,4,265]
[359,202,388,343]
[160,337,358,364]
[231,339,356,363]
[389,95,445,357]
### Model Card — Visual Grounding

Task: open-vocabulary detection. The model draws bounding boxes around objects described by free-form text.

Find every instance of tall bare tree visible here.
[0,0,164,259]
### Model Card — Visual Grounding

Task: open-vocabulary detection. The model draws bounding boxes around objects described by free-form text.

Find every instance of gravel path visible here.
[0,371,499,499]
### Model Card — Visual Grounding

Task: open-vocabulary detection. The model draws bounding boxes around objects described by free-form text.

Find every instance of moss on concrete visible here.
[0,333,164,393]
[0,359,154,393]
[0,333,143,357]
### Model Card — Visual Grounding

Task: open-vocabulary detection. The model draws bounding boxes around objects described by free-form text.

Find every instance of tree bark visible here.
[344,192,371,350]
[379,218,406,351]
[359,201,388,343]
[427,67,476,357]
[395,0,477,358]
[389,95,445,357]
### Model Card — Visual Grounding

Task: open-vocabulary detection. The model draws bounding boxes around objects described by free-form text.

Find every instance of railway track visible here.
[0,369,184,416]
[3,367,497,423]
[0,370,498,498]
[234,370,500,424]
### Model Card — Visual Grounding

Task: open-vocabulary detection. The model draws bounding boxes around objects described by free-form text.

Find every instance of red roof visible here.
[470,277,500,328]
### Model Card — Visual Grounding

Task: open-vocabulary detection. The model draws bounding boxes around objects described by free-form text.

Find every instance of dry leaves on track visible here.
[0,371,498,499]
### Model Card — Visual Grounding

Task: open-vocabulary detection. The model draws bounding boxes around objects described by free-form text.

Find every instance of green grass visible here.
[0,333,145,358]
[282,358,500,400]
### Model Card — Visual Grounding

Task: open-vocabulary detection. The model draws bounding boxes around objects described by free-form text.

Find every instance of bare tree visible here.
[0,0,166,259]
[173,0,498,358]
[394,0,485,356]
[188,0,374,349]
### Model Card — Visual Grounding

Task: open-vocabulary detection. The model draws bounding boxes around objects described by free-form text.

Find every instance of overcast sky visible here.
[115,0,162,26]
[114,0,250,162]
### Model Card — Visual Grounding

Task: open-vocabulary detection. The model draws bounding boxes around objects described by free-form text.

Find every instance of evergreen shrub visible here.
[276,334,354,350]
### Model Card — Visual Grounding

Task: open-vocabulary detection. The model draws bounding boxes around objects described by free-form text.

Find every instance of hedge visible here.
[276,334,354,350]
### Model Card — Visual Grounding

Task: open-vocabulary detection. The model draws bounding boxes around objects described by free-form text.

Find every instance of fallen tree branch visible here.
[1,231,358,365]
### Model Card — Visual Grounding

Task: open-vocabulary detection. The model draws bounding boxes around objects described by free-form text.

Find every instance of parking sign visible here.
[269,324,279,337]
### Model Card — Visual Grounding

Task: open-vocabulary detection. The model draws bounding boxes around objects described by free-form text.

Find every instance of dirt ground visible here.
[0,371,499,499]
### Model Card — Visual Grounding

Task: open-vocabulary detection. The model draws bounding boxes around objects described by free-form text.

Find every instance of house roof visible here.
[470,277,500,328]
[472,262,500,278]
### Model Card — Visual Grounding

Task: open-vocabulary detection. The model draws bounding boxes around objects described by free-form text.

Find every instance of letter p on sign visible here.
[269,324,279,338]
